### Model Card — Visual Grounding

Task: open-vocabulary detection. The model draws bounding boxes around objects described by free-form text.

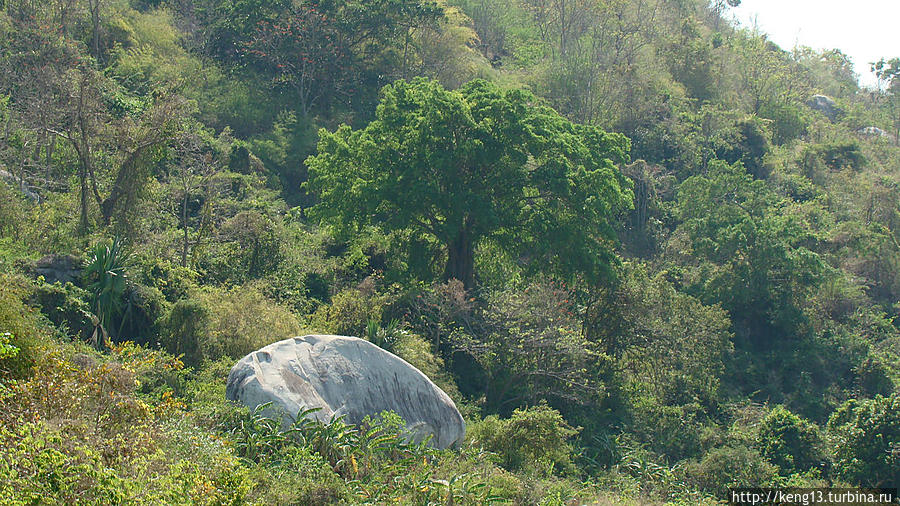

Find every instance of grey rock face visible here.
[857,126,887,137]
[226,335,465,448]
[28,254,83,284]
[807,94,840,121]
[856,126,894,140]
[0,169,40,201]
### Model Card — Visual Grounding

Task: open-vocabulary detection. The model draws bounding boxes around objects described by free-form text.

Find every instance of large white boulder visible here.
[225,334,465,449]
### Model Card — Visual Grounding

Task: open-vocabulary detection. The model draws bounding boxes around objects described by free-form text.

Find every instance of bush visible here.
[0,422,127,504]
[0,180,26,241]
[756,406,826,476]
[117,283,167,346]
[827,394,900,487]
[309,279,393,337]
[391,331,462,405]
[245,445,349,504]
[467,404,579,477]
[211,210,284,283]
[159,298,210,367]
[30,282,92,340]
[200,285,301,361]
[185,356,236,411]
[802,140,866,175]
[759,101,808,145]
[470,279,606,411]
[683,445,778,499]
[628,399,706,461]
[854,356,895,397]
[818,140,865,171]
[136,259,199,303]
[0,274,44,380]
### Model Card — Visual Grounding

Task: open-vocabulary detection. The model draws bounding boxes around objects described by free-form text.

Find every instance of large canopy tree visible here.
[675,159,824,346]
[306,78,632,288]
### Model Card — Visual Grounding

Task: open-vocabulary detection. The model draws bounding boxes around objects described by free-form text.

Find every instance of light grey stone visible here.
[226,334,465,448]
[807,94,840,121]
[28,254,83,285]
[856,126,896,143]
[0,168,40,201]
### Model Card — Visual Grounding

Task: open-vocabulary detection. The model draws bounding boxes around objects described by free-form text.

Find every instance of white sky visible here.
[731,0,900,89]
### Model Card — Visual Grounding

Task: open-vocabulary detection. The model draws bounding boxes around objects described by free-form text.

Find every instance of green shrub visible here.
[854,356,895,397]
[83,237,129,340]
[628,398,706,461]
[137,259,199,303]
[185,356,236,414]
[0,274,44,379]
[0,332,18,399]
[0,422,127,505]
[159,298,210,367]
[756,405,826,476]
[473,279,606,411]
[117,283,167,346]
[392,331,462,404]
[200,285,301,361]
[260,266,319,316]
[212,210,284,283]
[309,280,393,337]
[827,394,900,487]
[0,180,26,241]
[818,140,865,171]
[246,445,349,504]
[30,282,92,339]
[468,404,579,477]
[759,101,808,145]
[683,445,778,499]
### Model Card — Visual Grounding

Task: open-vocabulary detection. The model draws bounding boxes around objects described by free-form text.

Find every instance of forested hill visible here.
[1,0,899,503]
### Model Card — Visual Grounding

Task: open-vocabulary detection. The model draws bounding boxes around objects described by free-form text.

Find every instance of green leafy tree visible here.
[756,405,825,476]
[306,78,632,288]
[459,279,608,411]
[590,263,733,404]
[872,57,900,145]
[675,160,824,345]
[467,404,579,476]
[234,0,443,116]
[827,394,900,487]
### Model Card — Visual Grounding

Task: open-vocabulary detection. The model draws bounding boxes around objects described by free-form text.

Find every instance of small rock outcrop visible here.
[226,335,466,449]
[27,254,83,285]
[856,126,896,143]
[806,94,840,121]
[1,169,41,201]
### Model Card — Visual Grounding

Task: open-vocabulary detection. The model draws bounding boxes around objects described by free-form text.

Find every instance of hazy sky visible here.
[731,0,900,88]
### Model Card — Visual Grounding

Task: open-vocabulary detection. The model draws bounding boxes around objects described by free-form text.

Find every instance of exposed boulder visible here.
[856,126,896,143]
[0,168,40,201]
[806,94,840,121]
[226,334,466,449]
[26,254,83,285]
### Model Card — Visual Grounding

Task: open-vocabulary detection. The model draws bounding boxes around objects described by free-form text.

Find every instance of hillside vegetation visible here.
[1,0,899,503]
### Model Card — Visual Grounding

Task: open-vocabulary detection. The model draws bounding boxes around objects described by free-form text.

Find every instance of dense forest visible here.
[1,0,899,503]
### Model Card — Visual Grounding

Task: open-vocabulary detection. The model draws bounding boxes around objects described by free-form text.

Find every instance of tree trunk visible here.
[79,162,89,233]
[443,223,475,290]
[89,0,101,62]
[181,189,189,267]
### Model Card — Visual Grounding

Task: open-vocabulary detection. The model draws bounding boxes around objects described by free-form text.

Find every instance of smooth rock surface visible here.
[856,126,896,141]
[807,94,840,121]
[226,334,465,448]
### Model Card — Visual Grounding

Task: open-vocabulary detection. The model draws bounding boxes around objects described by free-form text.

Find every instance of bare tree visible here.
[171,132,219,267]
[86,0,103,61]
[100,93,185,226]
